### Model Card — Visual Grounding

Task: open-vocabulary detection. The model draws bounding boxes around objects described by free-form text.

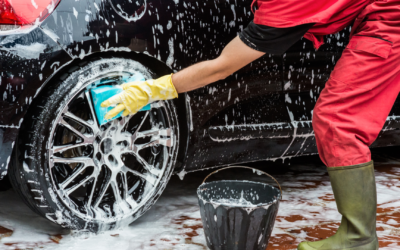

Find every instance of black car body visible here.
[1,0,400,231]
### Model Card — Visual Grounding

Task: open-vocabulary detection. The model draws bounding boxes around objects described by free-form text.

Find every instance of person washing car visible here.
[102,0,400,249]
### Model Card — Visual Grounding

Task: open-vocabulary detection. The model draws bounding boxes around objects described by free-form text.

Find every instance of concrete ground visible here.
[0,147,399,249]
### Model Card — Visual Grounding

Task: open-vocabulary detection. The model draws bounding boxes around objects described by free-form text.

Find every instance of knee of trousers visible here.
[312,99,372,167]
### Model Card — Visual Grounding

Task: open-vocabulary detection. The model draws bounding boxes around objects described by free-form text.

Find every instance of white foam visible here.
[0,43,46,60]
[210,191,256,207]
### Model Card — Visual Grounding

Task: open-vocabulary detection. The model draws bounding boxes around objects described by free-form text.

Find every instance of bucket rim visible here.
[197,180,281,208]
[200,166,282,199]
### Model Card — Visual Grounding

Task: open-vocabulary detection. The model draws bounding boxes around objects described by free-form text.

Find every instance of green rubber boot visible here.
[297,161,379,250]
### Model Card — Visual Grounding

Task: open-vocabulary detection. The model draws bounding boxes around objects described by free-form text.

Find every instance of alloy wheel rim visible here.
[48,73,174,221]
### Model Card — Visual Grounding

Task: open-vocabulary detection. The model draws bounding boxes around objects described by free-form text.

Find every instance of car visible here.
[1,0,400,233]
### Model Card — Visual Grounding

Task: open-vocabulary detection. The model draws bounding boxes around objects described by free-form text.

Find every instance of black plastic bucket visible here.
[197,166,282,250]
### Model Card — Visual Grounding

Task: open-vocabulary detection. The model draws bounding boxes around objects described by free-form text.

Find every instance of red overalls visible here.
[253,0,400,167]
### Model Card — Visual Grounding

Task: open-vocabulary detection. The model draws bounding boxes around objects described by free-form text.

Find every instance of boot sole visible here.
[297,237,379,250]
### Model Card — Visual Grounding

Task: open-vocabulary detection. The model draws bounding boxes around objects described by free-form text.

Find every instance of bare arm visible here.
[172,36,265,93]
[102,36,265,119]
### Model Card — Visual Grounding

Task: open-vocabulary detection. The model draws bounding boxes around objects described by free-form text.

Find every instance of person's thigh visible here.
[313,17,400,167]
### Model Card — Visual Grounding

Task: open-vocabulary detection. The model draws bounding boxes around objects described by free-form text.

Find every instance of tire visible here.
[10,58,179,232]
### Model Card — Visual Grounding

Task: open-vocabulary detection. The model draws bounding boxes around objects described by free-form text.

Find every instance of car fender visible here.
[0,26,73,178]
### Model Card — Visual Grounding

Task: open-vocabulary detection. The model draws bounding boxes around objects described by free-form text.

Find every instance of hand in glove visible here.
[101,74,178,120]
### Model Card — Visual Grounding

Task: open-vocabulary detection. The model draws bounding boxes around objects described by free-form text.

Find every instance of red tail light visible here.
[0,0,60,26]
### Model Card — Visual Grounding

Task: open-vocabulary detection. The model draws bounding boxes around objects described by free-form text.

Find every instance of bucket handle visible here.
[202,166,282,200]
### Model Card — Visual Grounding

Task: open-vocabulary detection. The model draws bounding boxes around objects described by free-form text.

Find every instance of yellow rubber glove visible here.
[101,74,178,120]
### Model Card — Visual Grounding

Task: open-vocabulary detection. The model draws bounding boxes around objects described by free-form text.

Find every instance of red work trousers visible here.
[313,0,400,167]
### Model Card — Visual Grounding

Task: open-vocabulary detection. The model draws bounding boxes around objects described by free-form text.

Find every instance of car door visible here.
[179,0,296,170]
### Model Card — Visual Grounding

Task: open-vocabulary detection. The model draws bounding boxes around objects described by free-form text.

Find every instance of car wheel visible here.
[10,58,179,232]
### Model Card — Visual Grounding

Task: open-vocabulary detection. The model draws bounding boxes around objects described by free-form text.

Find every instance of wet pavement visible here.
[0,147,399,249]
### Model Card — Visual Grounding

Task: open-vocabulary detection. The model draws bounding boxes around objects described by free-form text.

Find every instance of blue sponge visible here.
[91,74,150,125]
